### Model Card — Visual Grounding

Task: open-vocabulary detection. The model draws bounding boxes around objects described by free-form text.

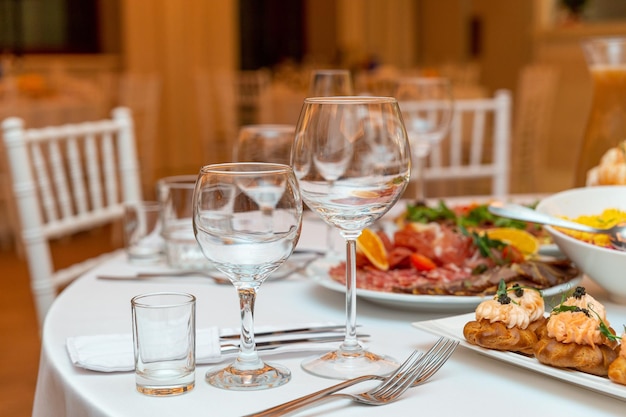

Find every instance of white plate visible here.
[412,313,626,401]
[307,258,582,313]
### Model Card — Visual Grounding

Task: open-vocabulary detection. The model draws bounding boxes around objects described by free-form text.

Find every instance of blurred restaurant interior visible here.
[3,0,626,415]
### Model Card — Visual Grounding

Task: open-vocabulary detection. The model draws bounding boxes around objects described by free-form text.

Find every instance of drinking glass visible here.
[233,124,295,165]
[308,69,355,258]
[157,175,213,270]
[576,37,626,186]
[193,162,302,390]
[394,77,453,202]
[292,96,411,379]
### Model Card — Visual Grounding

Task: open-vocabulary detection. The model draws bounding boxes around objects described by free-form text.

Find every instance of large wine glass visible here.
[292,96,411,379]
[394,76,453,202]
[193,162,303,390]
[308,69,355,259]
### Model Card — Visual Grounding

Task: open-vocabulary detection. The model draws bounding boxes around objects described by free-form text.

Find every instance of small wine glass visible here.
[309,69,354,97]
[393,77,453,202]
[193,162,303,390]
[308,69,355,258]
[233,124,295,165]
[292,96,411,379]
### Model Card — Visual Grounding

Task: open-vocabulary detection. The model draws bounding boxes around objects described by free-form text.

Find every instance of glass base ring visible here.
[301,349,398,380]
[205,361,291,391]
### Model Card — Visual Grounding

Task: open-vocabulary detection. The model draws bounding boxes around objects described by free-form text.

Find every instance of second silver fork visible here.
[244,337,458,417]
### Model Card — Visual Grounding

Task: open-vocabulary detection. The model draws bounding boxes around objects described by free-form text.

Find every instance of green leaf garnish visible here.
[496,279,512,304]
[405,200,456,223]
[459,225,506,263]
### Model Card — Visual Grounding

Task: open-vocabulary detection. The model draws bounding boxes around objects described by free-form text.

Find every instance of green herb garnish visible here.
[459,225,506,262]
[496,279,512,304]
[405,200,456,224]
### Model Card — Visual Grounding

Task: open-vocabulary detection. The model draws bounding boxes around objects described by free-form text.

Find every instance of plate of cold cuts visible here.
[307,254,583,313]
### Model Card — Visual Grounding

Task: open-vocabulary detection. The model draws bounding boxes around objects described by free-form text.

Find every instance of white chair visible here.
[1,107,142,327]
[424,89,512,199]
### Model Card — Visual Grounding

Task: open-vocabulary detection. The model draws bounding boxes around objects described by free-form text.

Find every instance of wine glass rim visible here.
[200,162,292,174]
[304,96,396,104]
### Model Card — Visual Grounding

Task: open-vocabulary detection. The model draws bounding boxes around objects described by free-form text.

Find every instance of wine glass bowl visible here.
[233,124,295,166]
[394,77,453,201]
[193,162,302,390]
[308,69,354,97]
[292,96,411,379]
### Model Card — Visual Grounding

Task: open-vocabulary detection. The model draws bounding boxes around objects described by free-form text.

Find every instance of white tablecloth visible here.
[32,213,626,417]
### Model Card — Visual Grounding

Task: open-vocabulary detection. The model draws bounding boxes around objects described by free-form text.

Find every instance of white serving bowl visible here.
[536,186,626,304]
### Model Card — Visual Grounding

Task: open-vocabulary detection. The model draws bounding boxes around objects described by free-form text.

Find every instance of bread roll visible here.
[609,342,626,385]
[534,336,618,377]
[463,319,538,355]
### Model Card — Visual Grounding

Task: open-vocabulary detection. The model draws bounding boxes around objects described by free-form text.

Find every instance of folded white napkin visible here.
[67,324,342,373]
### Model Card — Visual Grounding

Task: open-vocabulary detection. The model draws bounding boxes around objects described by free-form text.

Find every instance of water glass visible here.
[123,201,164,264]
[131,292,196,396]
[157,175,212,270]
[193,162,302,390]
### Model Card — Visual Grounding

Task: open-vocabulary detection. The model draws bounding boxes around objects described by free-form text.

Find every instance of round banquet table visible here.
[32,213,626,417]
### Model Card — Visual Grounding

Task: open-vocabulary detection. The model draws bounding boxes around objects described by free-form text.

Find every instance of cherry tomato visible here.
[410,253,436,271]
[501,245,524,264]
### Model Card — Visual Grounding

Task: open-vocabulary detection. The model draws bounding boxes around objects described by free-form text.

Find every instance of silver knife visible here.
[219,334,369,355]
[219,324,356,339]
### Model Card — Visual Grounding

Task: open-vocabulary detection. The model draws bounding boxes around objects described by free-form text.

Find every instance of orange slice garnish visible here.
[356,228,389,271]
[483,228,540,256]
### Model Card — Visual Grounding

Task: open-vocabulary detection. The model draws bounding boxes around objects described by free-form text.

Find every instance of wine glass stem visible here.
[236,287,262,368]
[341,238,360,351]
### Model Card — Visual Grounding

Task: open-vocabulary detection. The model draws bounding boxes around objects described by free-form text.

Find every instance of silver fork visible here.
[244,337,458,417]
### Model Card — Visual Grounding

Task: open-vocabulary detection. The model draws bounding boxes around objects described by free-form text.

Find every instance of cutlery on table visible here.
[220,324,357,340]
[220,333,370,356]
[244,337,458,417]
[489,202,626,251]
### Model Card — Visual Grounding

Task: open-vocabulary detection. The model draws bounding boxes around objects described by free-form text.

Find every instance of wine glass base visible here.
[205,361,291,391]
[301,349,398,380]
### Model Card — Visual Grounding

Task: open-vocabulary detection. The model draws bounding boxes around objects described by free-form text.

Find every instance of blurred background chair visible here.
[1,107,142,328]
[96,72,161,198]
[118,73,161,194]
[423,89,513,199]
[194,68,238,164]
[510,64,559,193]
[236,69,274,125]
